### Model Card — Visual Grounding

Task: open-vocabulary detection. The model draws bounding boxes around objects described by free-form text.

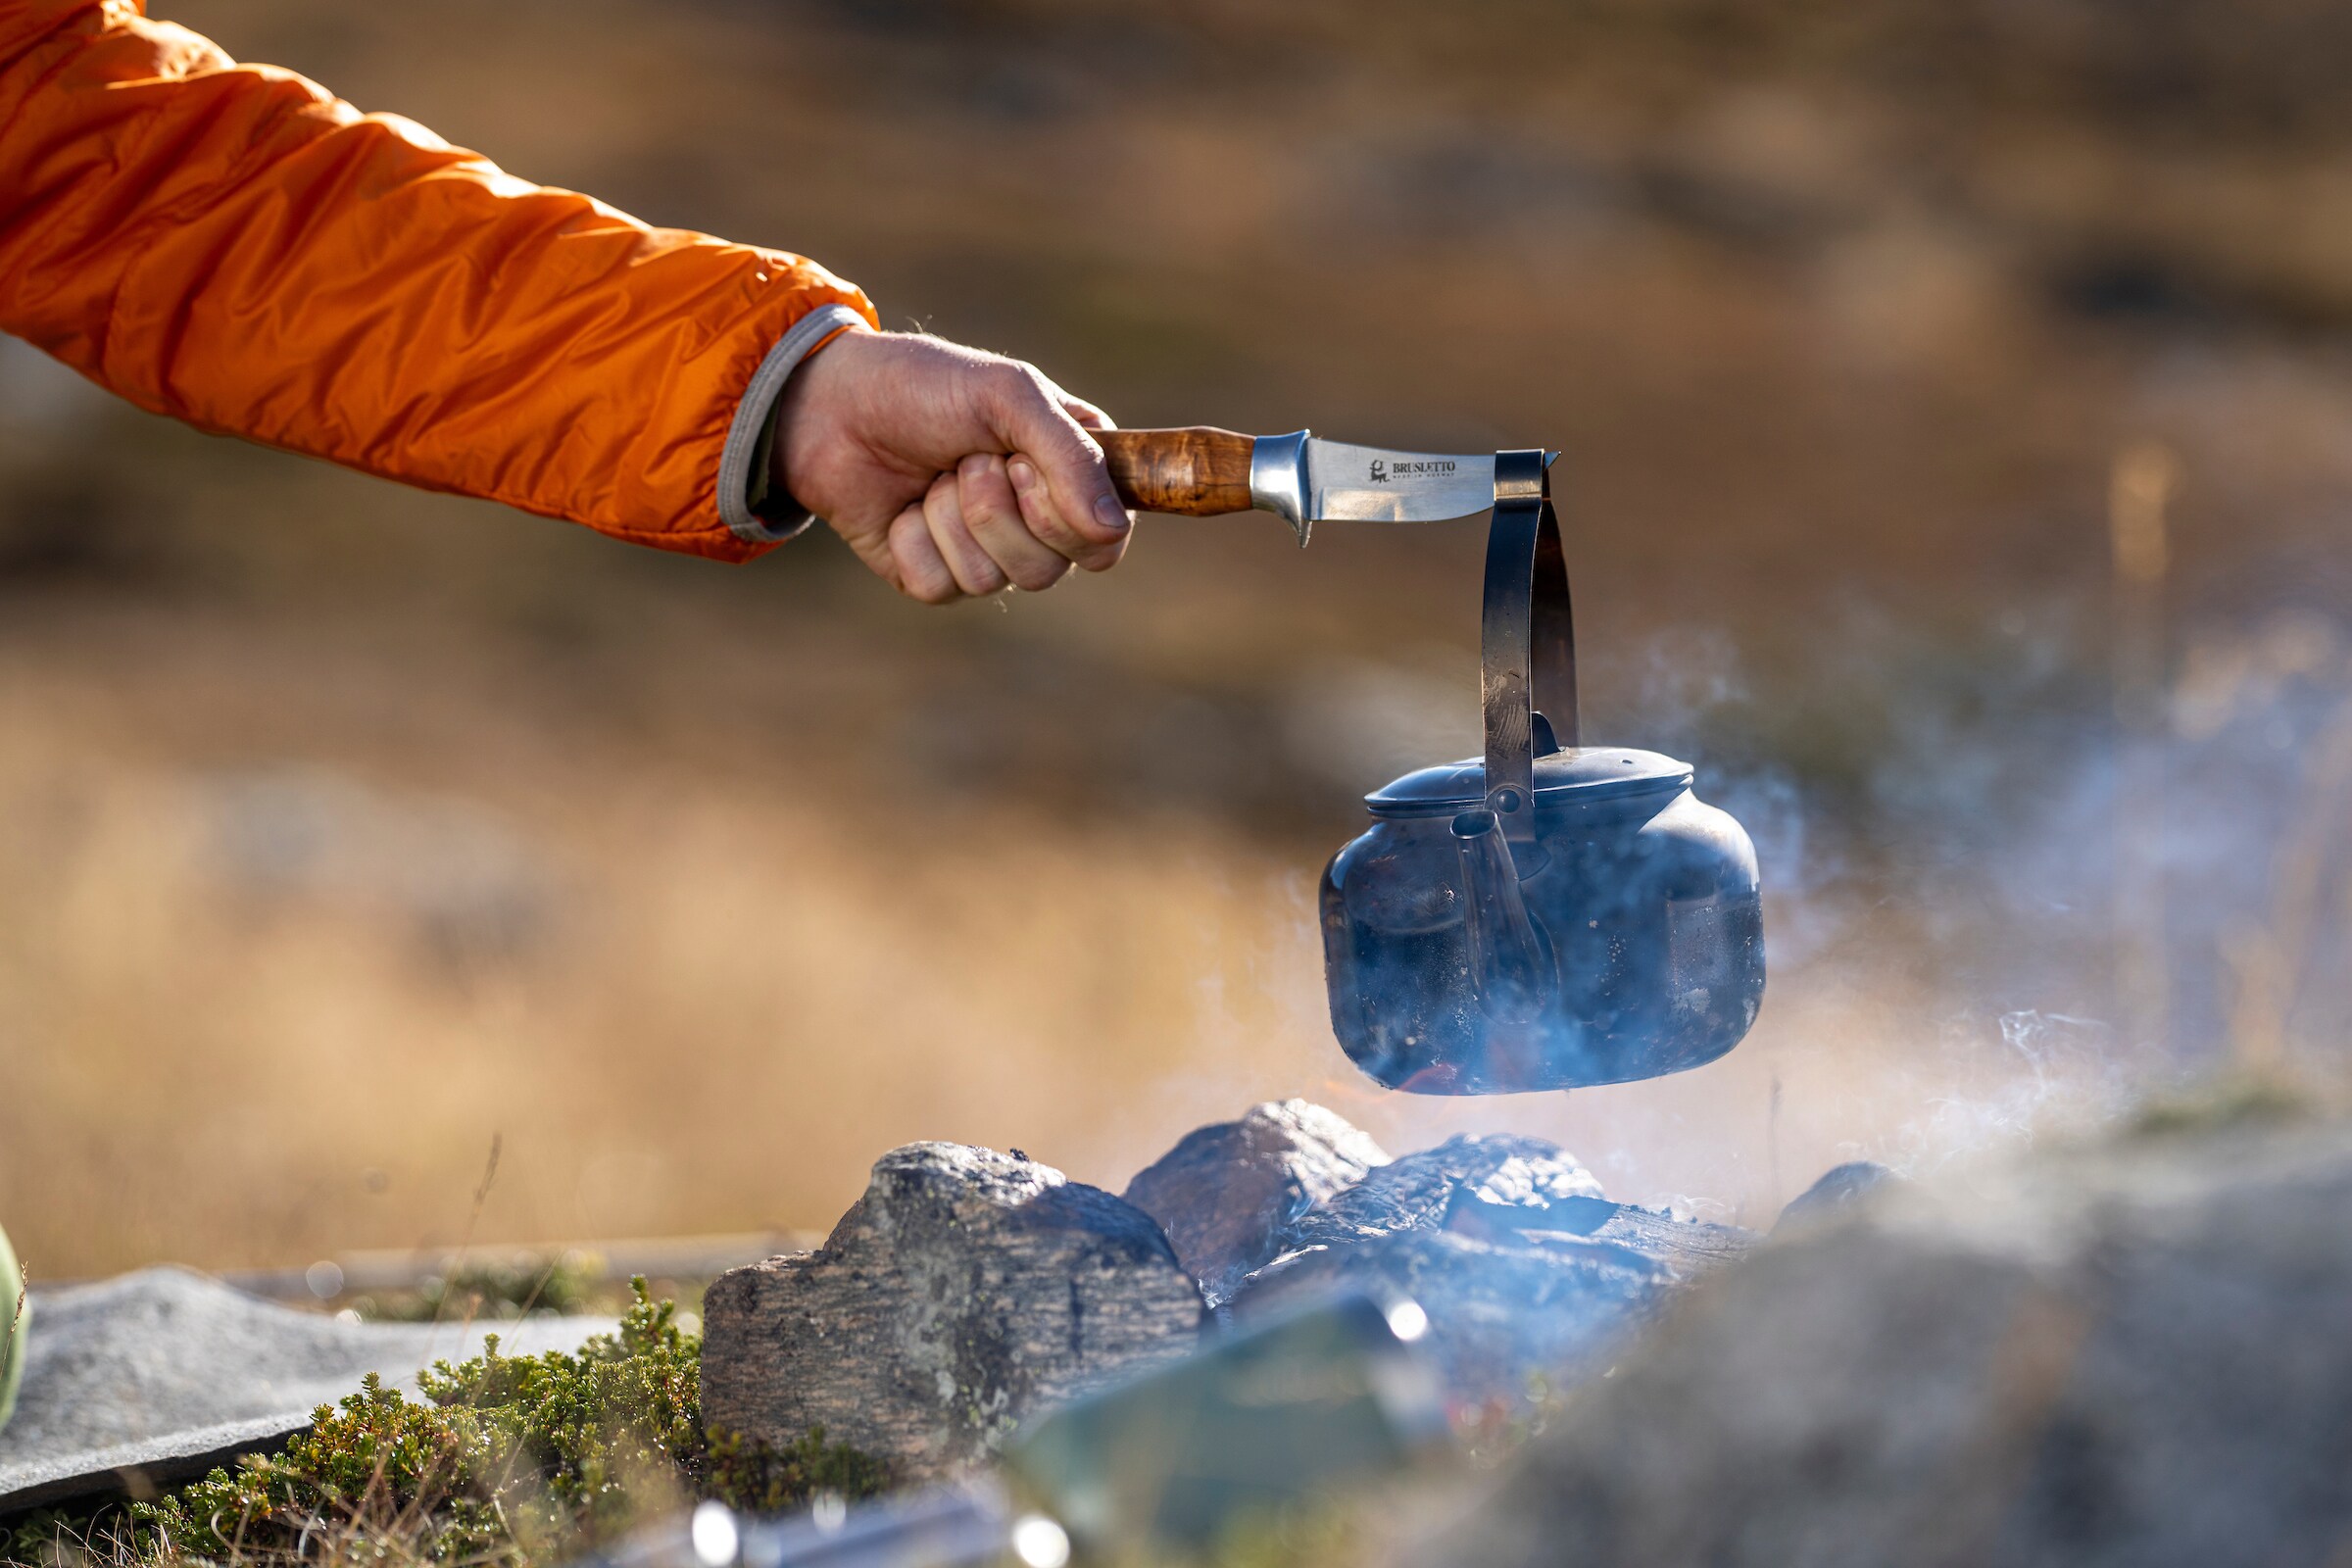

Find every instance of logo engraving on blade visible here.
[1370,459,1456,481]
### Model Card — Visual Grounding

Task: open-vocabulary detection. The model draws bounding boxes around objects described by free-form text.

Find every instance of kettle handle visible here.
[1480,449,1577,864]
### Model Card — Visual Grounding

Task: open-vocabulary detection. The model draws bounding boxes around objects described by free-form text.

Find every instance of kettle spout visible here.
[1450,808,1554,1024]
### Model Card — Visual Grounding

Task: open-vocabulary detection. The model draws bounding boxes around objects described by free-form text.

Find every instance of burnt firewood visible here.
[1237,1230,1672,1401]
[1274,1132,1607,1251]
[1233,1132,1754,1403]
[701,1143,1204,1486]
[1122,1099,1391,1307]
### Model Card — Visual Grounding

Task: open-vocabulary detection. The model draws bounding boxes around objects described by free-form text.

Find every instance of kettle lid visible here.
[1364,746,1691,817]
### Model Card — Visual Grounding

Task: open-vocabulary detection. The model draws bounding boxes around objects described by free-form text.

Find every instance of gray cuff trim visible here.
[718,303,869,545]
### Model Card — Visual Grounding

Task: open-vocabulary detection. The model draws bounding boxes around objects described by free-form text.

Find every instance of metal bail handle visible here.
[1479,449,1578,864]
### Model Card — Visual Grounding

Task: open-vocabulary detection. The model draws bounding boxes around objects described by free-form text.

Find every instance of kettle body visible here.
[1320,748,1763,1093]
[1316,448,1765,1094]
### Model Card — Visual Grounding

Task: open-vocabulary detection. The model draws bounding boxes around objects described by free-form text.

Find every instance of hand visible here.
[768,327,1134,603]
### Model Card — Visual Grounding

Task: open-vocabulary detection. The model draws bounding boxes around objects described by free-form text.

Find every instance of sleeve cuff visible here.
[717,303,870,546]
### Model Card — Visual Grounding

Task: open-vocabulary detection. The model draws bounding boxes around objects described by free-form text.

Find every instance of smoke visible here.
[1881,1009,2144,1177]
[1883,606,2334,1134]
[1529,593,2349,1210]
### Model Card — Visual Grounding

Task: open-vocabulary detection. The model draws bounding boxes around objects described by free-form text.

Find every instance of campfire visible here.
[701,1099,1764,1487]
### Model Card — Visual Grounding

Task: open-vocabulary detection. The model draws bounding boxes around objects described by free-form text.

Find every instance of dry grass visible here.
[13,577,2335,1278]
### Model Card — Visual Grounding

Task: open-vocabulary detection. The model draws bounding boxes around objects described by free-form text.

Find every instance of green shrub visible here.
[413,1282,704,1550]
[139,1374,499,1565]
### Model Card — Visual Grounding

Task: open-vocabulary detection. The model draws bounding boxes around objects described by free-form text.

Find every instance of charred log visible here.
[1232,1132,1754,1402]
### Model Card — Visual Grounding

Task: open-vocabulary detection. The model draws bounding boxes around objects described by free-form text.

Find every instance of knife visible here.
[1094,428,1512,546]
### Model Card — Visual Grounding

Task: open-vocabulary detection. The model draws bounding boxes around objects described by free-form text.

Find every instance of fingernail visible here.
[1093,495,1132,533]
[1008,458,1039,493]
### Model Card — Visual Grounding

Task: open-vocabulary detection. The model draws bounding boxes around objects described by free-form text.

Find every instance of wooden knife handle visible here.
[1093,427,1255,516]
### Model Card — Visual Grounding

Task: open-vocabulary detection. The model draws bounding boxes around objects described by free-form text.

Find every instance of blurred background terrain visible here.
[6,0,2352,1275]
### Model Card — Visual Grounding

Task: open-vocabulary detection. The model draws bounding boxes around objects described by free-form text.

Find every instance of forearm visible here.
[0,0,875,559]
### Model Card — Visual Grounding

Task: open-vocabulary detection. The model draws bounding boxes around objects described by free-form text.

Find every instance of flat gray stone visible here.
[1233,1133,1753,1402]
[1445,1121,2352,1568]
[702,1143,1204,1485]
[1122,1100,1390,1307]
[0,1267,613,1513]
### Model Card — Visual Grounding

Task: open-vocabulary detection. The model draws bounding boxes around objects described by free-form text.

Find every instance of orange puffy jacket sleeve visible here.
[0,0,879,561]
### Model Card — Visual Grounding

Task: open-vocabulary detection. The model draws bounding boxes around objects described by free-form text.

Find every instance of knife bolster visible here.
[1248,429,1312,545]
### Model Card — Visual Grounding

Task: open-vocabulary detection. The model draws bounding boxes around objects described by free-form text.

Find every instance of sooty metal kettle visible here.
[1319,451,1765,1094]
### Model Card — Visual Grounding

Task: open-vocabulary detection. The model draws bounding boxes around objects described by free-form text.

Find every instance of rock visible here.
[1232,1134,1753,1402]
[1275,1133,1606,1250]
[0,1267,613,1512]
[1122,1101,1391,1306]
[701,1143,1205,1485]
[1775,1160,1900,1233]
[1446,1120,2352,1568]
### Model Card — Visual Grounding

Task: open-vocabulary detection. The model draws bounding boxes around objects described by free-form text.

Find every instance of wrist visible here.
[718,304,870,547]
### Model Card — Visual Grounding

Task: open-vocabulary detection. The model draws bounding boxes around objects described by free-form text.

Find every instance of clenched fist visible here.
[769,328,1134,603]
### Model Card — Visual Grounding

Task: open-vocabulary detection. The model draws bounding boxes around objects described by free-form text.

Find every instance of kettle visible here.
[1319,451,1765,1094]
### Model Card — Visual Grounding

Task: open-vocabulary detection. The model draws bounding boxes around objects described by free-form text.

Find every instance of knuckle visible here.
[969,490,1022,532]
[958,459,1010,502]
[961,487,1024,538]
[954,552,1001,594]
[1004,362,1057,410]
[1012,557,1069,592]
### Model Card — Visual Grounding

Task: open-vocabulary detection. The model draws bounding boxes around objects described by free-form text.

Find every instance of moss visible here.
[703,1426,892,1515]
[1079,1494,1373,1568]
[1198,1501,1367,1568]
[2129,1072,2320,1140]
